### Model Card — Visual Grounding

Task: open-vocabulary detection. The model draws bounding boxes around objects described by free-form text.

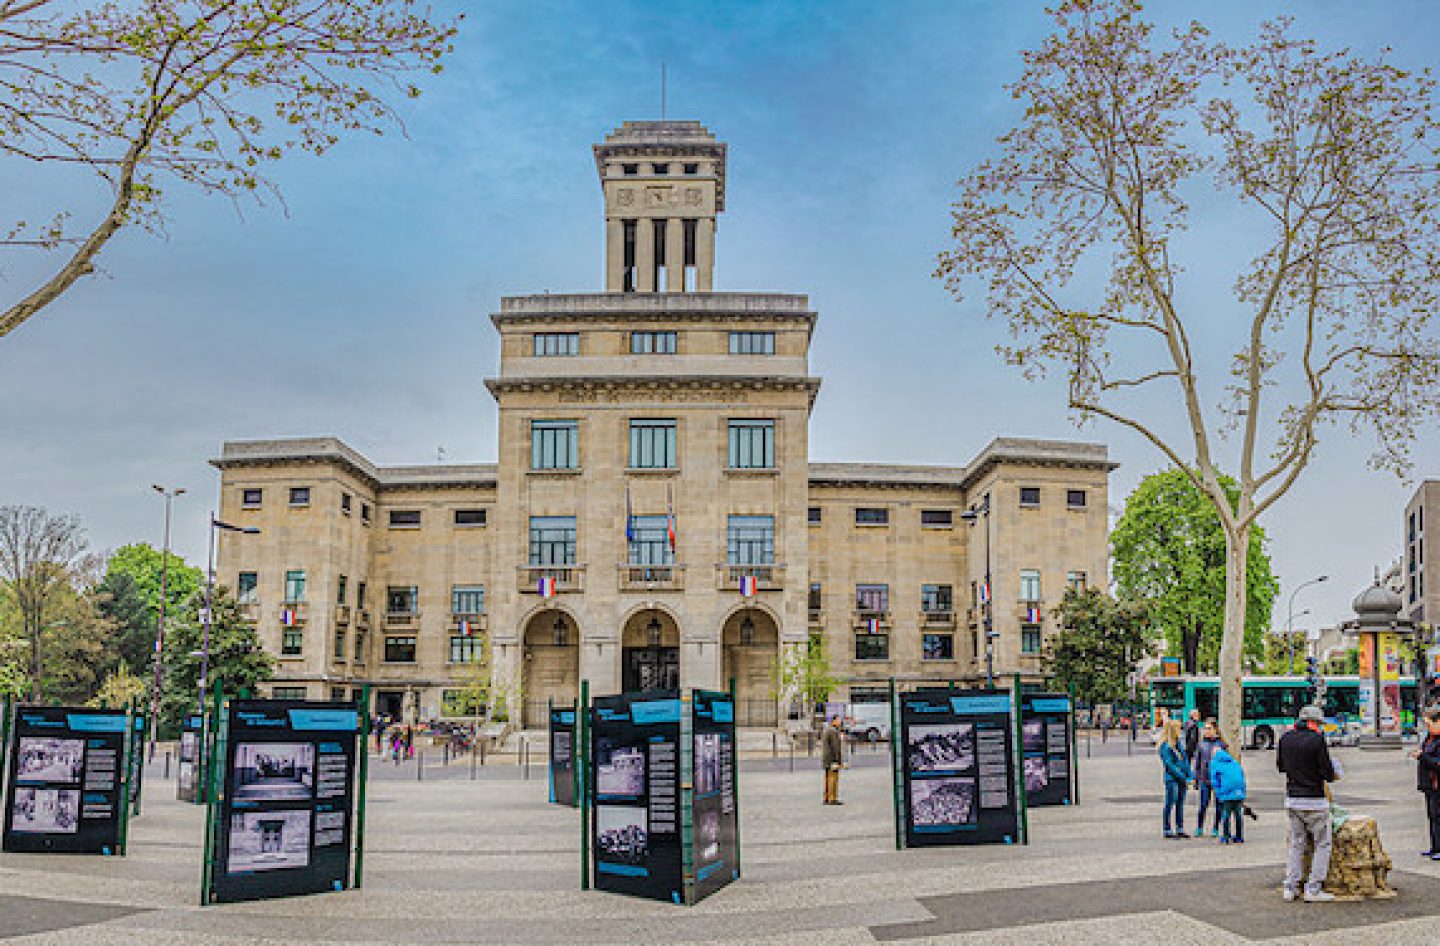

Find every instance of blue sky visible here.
[2,0,1438,634]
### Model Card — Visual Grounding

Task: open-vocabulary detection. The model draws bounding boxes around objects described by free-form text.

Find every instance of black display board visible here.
[899,689,1024,847]
[1020,693,1074,807]
[127,714,145,815]
[549,706,577,807]
[178,714,203,803]
[690,690,739,901]
[2,706,129,854]
[209,700,360,904]
[590,691,682,903]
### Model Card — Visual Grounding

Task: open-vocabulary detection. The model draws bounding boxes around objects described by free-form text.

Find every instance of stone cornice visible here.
[484,374,822,406]
[211,438,497,490]
[491,292,815,332]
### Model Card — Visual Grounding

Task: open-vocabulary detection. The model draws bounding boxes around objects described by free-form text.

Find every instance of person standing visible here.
[1193,720,1223,837]
[822,716,845,805]
[1209,740,1247,844]
[1182,708,1202,765]
[1158,719,1193,838]
[1277,705,1337,902]
[1410,706,1440,858]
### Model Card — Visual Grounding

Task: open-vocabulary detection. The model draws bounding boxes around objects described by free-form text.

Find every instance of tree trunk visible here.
[1218,524,1250,751]
[27,617,42,701]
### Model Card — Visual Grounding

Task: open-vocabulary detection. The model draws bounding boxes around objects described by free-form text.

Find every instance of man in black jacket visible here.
[1277,704,1337,902]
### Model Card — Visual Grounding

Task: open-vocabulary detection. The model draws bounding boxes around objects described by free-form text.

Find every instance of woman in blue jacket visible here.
[1209,741,1248,843]
[1159,719,1194,838]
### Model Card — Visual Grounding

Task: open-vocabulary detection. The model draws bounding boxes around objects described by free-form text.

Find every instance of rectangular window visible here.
[856,583,889,613]
[241,488,262,508]
[356,581,367,611]
[809,582,822,612]
[808,506,821,525]
[1020,487,1041,508]
[855,507,889,526]
[630,331,677,354]
[531,420,579,470]
[454,508,486,526]
[386,586,418,614]
[451,584,485,615]
[237,572,258,604]
[1066,571,1088,592]
[728,331,775,355]
[629,419,677,469]
[1021,625,1043,654]
[529,516,577,565]
[281,628,303,656]
[627,514,674,566]
[353,628,366,661]
[1019,569,1041,602]
[389,510,421,528]
[384,636,417,663]
[442,689,485,717]
[726,515,775,565]
[272,686,307,700]
[622,163,638,176]
[923,633,955,661]
[921,509,953,527]
[921,584,953,613]
[652,162,670,175]
[727,419,775,469]
[284,570,305,604]
[683,162,699,175]
[449,636,483,664]
[361,503,372,525]
[337,575,348,605]
[333,628,346,660]
[855,634,890,661]
[1067,489,1088,509]
[533,332,579,356]
[341,492,352,514]
[289,486,310,507]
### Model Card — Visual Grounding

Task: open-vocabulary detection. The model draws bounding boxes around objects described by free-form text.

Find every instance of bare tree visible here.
[0,0,460,339]
[0,505,89,698]
[937,0,1440,747]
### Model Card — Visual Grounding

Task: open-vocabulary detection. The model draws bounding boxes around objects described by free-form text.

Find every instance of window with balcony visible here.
[921,509,953,527]
[855,507,889,526]
[630,331,677,354]
[728,331,775,354]
[1067,489,1088,509]
[241,488,262,508]
[384,636,417,663]
[627,515,674,565]
[533,332,579,356]
[529,516,577,565]
[237,572,258,604]
[1020,569,1041,602]
[284,570,305,604]
[727,419,775,469]
[726,515,774,565]
[386,586,418,615]
[629,419,676,469]
[1022,625,1043,654]
[854,633,889,661]
[855,583,889,613]
[289,486,310,507]
[531,420,579,470]
[921,584,953,613]
[389,509,421,528]
[923,633,955,660]
[1020,487,1041,508]
[451,584,485,615]
[337,575,347,605]
[449,636,483,664]
[454,509,486,527]
[281,628,303,656]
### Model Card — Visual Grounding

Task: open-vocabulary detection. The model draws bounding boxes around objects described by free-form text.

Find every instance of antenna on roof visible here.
[660,62,666,121]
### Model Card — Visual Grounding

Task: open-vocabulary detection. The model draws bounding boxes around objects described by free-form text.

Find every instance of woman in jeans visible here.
[1159,718,1194,839]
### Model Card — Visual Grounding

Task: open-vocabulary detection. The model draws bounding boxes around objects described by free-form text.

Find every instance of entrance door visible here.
[377,691,404,721]
[623,647,679,692]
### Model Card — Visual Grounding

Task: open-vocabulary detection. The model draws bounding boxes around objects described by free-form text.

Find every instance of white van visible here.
[844,703,892,742]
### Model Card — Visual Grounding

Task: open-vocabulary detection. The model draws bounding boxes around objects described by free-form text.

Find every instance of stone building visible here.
[1404,481,1439,629]
[211,120,1116,727]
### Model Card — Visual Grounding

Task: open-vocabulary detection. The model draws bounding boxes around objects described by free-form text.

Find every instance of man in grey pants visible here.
[1276,704,1337,902]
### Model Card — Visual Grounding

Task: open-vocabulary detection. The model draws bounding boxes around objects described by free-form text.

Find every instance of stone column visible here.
[636,217,656,292]
[665,217,685,293]
[605,218,624,292]
[682,638,722,693]
[696,218,715,292]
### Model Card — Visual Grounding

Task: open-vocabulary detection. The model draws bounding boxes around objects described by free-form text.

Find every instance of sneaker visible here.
[1423,851,1435,857]
[1234,837,1245,844]
[1174,832,1190,839]
[1211,829,1220,838]
[1430,853,1440,861]
[1304,890,1336,903]
[1163,831,1176,839]
[1282,888,1298,902]
[1219,837,1230,845]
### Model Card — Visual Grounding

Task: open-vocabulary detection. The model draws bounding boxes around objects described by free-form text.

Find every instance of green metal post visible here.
[0,698,11,804]
[579,678,590,891]
[1012,674,1028,844]
[200,679,224,906]
[680,691,695,904]
[728,677,741,879]
[889,676,904,850]
[570,699,579,808]
[1068,681,1080,806]
[354,684,371,889]
[130,704,145,818]
[116,702,133,856]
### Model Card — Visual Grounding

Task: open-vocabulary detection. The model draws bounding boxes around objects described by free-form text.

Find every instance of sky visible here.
[2,0,1438,636]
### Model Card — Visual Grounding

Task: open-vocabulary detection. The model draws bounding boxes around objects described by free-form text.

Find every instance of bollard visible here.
[772,732,777,759]
[523,739,531,780]
[444,744,450,767]
[1128,724,1134,757]
[164,750,171,780]
[807,731,814,757]
[418,750,424,781]
[480,739,487,766]
[789,735,794,773]
[1086,727,1091,758]
[471,743,477,781]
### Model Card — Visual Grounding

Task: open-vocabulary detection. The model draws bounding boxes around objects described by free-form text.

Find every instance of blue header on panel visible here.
[950,695,1011,715]
[631,700,681,724]
[66,714,128,732]
[1030,698,1070,714]
[288,709,359,732]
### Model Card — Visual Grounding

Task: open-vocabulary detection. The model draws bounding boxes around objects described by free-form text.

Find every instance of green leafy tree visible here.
[774,636,839,722]
[97,543,203,678]
[90,666,147,709]
[1112,469,1278,673]
[1,0,461,339]
[0,505,90,698]
[157,588,272,735]
[1045,588,1156,705]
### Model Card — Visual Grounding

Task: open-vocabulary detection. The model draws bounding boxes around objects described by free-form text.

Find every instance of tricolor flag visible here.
[865,616,881,634]
[625,483,635,544]
[538,576,557,598]
[1025,605,1042,623]
[978,581,991,604]
[739,574,758,597]
[666,483,677,553]
[280,608,297,626]
[459,618,474,637]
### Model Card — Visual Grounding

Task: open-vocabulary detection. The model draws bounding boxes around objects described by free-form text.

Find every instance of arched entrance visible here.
[522,608,579,727]
[621,609,680,692]
[722,607,779,726]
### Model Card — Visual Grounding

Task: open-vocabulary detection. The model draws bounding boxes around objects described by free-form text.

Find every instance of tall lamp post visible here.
[148,484,186,751]
[199,514,260,715]
[961,495,995,688]
[1286,574,1328,675]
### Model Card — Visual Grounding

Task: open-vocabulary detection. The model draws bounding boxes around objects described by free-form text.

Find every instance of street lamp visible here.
[1286,575,1329,675]
[198,514,260,716]
[960,494,995,688]
[148,484,185,752]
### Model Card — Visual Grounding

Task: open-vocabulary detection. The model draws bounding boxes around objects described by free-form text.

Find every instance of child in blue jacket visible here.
[1209,741,1248,844]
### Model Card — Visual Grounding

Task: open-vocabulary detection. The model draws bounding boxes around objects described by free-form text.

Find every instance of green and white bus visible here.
[1149,675,1419,749]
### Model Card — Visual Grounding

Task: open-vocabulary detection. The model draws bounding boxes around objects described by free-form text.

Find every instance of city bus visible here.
[1149,675,1419,749]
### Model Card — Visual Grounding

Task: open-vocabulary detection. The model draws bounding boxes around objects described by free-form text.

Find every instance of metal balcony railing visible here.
[518,564,585,594]
[617,564,684,591]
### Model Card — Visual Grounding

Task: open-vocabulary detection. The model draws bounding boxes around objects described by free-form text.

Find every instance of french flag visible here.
[538,576,557,598]
[459,618,474,637]
[978,581,991,604]
[280,608,297,626]
[739,574,758,597]
[1025,605,1041,623]
[865,616,881,634]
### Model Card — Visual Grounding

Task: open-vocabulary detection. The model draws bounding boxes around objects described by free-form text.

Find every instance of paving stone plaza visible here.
[3,741,1440,944]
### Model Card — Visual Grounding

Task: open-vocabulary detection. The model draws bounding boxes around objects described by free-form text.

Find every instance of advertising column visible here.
[3,706,129,855]
[1019,693,1075,807]
[209,700,360,904]
[1378,632,1404,736]
[689,690,739,902]
[550,705,577,807]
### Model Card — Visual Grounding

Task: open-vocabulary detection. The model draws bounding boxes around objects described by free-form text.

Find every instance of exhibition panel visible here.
[1019,693,1075,807]
[549,704,577,807]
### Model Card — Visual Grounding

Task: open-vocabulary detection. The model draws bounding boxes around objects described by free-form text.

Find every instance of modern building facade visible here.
[1404,480,1439,628]
[211,120,1116,727]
